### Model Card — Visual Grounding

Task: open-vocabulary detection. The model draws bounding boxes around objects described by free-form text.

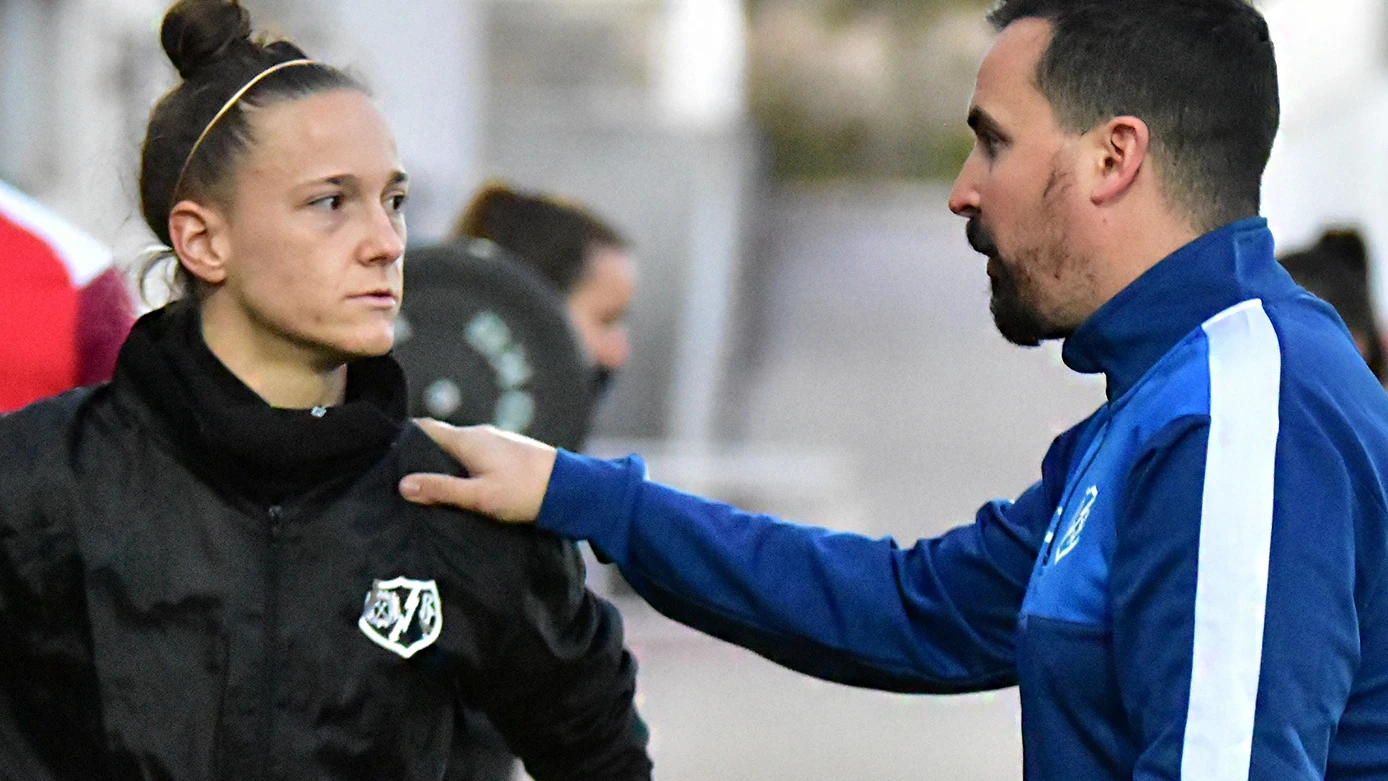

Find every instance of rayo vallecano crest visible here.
[1054,485,1099,564]
[358,577,443,659]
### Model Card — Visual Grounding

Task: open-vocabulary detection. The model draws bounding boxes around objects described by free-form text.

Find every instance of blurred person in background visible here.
[445,182,638,781]
[403,0,1388,778]
[1279,228,1387,384]
[0,179,134,412]
[0,1,651,779]
[455,182,635,404]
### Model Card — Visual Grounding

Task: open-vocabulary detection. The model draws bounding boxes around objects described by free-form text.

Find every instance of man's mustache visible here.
[966,217,999,257]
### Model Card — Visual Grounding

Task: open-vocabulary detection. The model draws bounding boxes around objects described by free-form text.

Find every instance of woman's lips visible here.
[350,291,399,308]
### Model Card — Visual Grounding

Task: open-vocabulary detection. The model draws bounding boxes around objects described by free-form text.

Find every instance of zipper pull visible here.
[268,505,283,540]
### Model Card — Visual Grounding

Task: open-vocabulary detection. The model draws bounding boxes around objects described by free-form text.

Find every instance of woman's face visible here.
[567,245,635,372]
[209,89,408,366]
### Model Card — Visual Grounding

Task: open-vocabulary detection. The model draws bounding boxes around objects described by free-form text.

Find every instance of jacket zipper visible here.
[263,504,283,779]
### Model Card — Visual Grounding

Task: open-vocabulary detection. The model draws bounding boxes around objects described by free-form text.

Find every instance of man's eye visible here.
[311,195,344,211]
[389,193,409,212]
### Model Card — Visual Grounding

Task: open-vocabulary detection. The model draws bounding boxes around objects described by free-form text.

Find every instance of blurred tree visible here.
[746,0,992,182]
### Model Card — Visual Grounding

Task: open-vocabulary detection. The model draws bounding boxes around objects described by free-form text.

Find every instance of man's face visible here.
[948,18,1097,347]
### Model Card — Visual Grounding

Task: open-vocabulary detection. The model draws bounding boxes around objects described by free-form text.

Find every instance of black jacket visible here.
[0,305,651,780]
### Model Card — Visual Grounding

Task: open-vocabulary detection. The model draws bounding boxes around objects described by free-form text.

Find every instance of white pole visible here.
[335,0,485,243]
[658,0,750,447]
[656,0,747,130]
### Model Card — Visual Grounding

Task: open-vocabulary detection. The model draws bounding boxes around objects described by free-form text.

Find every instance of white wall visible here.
[1259,0,1388,311]
[332,0,486,243]
[0,0,171,258]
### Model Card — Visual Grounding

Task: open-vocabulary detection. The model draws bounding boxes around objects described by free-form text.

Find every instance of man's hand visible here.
[399,419,558,523]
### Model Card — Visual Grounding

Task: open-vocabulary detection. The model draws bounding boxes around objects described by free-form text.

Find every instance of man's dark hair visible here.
[988,0,1279,232]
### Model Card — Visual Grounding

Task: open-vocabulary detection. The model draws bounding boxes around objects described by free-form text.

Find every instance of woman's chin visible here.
[327,326,396,361]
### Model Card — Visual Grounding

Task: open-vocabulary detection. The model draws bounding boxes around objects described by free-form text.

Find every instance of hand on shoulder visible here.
[400,419,557,524]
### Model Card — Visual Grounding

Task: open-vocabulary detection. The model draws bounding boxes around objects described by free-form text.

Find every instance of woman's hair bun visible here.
[1317,229,1370,275]
[160,0,253,80]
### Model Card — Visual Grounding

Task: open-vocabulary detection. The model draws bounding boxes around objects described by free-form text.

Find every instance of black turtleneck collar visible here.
[1061,217,1300,402]
[112,302,408,506]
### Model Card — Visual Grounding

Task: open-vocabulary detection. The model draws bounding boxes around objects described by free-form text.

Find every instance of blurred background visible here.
[2,0,1385,777]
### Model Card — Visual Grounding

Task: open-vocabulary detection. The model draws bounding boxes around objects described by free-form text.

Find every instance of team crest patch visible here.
[358,577,443,659]
[1054,485,1099,564]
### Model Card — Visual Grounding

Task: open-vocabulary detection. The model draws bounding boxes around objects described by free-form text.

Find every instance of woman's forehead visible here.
[241,89,402,184]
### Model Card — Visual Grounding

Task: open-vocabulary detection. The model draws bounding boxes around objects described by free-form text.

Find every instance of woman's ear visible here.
[168,199,231,286]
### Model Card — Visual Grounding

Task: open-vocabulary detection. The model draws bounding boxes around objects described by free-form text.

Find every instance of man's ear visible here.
[168,199,231,286]
[1089,115,1150,206]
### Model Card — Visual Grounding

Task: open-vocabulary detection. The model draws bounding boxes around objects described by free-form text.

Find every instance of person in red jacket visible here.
[0,180,135,412]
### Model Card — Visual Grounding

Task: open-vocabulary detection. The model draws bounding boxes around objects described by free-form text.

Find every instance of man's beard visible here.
[966,217,1072,347]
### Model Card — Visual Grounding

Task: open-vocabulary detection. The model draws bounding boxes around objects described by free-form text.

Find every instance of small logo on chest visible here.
[358,577,443,659]
[1054,485,1099,564]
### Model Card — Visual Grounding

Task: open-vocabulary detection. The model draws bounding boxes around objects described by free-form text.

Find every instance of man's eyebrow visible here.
[967,106,1007,138]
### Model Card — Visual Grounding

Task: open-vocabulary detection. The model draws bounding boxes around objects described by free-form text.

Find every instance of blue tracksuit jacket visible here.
[536,218,1388,779]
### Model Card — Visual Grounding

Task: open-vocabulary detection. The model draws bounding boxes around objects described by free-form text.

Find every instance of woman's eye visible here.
[389,193,408,212]
[311,194,344,211]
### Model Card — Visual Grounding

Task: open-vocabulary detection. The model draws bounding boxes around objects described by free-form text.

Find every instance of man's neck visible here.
[1088,210,1202,315]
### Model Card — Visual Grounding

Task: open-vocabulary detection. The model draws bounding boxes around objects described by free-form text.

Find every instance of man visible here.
[399,0,1388,778]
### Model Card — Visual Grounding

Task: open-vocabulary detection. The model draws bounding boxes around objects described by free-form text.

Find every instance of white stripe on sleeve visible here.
[1181,298,1282,781]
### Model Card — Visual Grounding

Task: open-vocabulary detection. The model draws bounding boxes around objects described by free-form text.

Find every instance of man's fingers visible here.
[405,418,554,524]
[414,418,475,456]
[399,473,483,510]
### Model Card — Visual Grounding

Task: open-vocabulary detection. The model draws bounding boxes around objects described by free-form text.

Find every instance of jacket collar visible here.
[1061,217,1298,401]
[112,302,408,506]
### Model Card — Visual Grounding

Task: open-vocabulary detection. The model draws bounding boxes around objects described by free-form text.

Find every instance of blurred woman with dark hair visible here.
[454,182,636,401]
[1280,229,1387,384]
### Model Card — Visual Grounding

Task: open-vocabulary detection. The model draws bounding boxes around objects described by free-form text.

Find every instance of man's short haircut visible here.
[988,0,1279,232]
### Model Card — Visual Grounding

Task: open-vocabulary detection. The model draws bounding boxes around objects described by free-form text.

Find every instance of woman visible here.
[454,183,636,402]
[0,2,650,779]
[1279,228,1387,385]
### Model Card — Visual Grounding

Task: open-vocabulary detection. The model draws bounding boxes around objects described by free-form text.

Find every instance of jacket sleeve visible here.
[1111,416,1357,780]
[472,534,651,781]
[0,393,111,780]
[534,435,1075,694]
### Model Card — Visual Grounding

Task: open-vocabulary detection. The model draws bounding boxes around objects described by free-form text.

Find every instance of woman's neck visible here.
[199,303,349,409]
